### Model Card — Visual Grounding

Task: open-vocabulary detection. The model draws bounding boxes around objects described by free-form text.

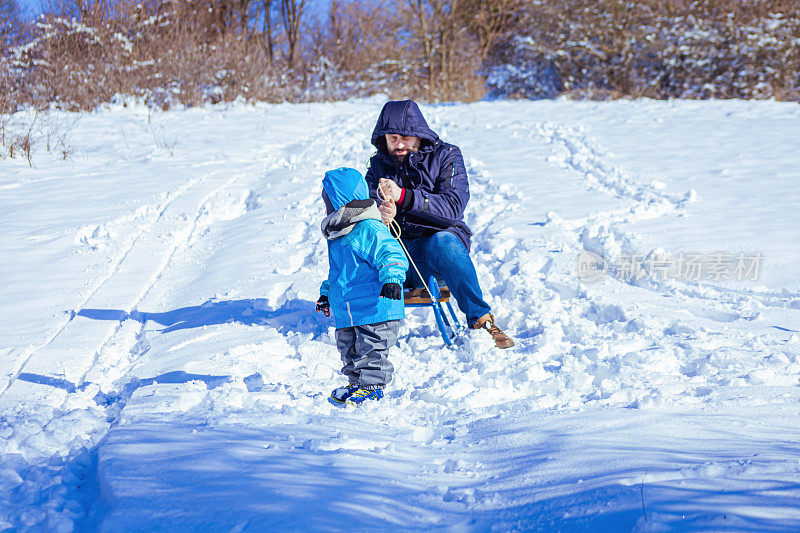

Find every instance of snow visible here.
[1,98,799,531]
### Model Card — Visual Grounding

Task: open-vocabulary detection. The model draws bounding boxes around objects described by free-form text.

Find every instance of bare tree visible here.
[464,0,520,60]
[408,0,484,99]
[42,0,113,25]
[310,0,409,89]
[262,0,275,61]
[403,0,522,100]
[1,0,22,48]
[236,0,249,33]
[279,0,306,68]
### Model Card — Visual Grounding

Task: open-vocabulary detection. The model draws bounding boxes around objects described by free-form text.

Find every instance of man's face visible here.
[385,133,421,162]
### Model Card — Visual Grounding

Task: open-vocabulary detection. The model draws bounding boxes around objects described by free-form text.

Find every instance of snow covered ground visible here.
[1,98,799,531]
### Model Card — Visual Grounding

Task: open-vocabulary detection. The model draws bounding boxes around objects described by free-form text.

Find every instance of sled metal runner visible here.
[403,275,461,346]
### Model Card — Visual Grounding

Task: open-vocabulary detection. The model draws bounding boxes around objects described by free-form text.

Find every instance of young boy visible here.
[315,167,408,407]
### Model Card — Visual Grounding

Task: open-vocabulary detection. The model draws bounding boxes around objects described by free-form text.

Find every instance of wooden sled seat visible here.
[403,286,451,305]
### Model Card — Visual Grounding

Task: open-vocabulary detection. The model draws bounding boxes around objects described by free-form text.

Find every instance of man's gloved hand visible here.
[316,295,330,317]
[380,283,402,300]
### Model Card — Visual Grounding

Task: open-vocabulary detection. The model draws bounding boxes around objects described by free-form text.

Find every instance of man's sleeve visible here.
[365,155,382,206]
[403,146,469,227]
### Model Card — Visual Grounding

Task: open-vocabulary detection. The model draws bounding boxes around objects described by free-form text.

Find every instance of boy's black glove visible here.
[380,283,402,300]
[316,295,330,317]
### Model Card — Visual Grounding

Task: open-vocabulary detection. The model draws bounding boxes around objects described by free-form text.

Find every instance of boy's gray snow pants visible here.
[335,320,399,388]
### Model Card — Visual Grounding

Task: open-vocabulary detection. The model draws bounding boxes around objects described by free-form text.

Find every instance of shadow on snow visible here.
[77,298,326,336]
[91,408,800,531]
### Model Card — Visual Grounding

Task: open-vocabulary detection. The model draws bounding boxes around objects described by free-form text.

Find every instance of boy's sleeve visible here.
[319,279,329,297]
[319,242,331,296]
[361,224,408,286]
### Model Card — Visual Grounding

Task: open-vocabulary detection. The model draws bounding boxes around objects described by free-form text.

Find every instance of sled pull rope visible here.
[377,185,435,303]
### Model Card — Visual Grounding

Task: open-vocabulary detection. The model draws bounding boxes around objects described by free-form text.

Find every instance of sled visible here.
[403,275,461,346]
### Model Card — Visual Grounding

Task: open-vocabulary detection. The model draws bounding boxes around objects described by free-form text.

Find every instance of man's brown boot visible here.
[471,313,515,349]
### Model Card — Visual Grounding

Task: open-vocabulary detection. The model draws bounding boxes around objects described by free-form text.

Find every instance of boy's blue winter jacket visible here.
[320,167,408,329]
[365,100,473,251]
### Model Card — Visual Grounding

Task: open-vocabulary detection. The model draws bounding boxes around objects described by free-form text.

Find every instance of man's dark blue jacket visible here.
[366,100,473,251]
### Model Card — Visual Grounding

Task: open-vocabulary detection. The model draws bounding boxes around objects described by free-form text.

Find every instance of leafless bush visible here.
[4,0,798,108]
[0,109,79,164]
[402,0,521,101]
[404,0,480,101]
[0,112,36,166]
[146,108,177,155]
[486,0,800,101]
[40,112,78,158]
[1,0,304,111]
[307,0,419,99]
[2,0,527,108]
[308,0,519,102]
[654,1,800,100]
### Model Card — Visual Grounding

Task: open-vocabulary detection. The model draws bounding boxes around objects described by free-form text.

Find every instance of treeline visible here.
[1,0,798,112]
[487,0,800,101]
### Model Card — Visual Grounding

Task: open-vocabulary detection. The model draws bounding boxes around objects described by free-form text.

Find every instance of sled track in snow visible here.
[5,108,377,401]
[255,111,377,300]
[534,122,687,206]
[0,108,385,532]
[77,107,376,388]
[406,113,800,415]
[0,175,206,399]
[528,121,800,316]
[76,170,255,387]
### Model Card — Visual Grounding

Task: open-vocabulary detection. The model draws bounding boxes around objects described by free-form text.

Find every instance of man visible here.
[365,100,514,349]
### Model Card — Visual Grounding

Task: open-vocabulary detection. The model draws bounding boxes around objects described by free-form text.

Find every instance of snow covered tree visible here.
[485,0,800,101]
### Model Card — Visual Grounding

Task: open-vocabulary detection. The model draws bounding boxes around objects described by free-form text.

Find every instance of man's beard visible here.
[390,150,410,164]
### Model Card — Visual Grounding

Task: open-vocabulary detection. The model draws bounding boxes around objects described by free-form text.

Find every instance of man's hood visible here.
[370,100,439,152]
[322,167,370,210]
